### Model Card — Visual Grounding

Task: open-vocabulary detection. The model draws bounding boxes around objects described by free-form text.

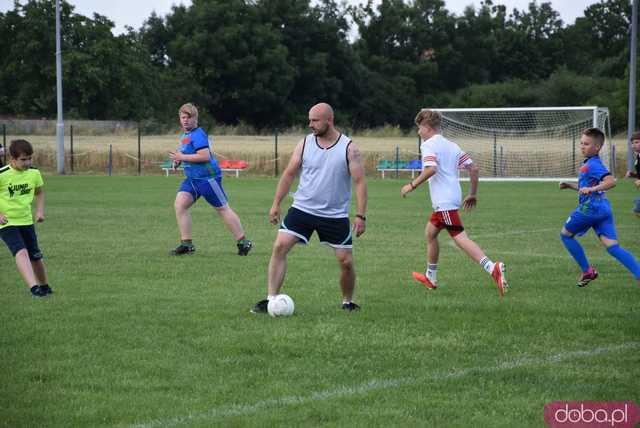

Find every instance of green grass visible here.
[1,177,639,428]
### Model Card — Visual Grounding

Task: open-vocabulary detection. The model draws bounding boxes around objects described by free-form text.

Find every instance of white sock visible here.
[479,257,495,274]
[267,295,276,301]
[427,264,438,283]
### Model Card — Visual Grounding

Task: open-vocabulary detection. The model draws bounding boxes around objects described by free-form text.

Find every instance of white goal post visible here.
[432,106,612,181]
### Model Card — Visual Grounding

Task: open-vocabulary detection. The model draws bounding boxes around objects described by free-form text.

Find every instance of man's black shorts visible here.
[280,207,352,249]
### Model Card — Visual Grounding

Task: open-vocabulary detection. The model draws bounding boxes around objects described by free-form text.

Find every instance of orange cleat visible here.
[491,262,508,297]
[412,272,437,289]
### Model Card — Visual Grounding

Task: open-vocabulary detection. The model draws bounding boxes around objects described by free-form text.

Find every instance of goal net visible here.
[433,107,612,180]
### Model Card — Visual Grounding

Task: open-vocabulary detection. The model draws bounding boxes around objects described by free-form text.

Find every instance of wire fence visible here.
[0,120,632,178]
[0,120,423,177]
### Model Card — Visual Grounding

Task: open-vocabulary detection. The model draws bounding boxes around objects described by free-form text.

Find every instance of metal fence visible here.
[0,120,423,177]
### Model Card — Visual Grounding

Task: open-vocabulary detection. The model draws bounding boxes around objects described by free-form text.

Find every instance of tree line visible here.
[0,0,636,132]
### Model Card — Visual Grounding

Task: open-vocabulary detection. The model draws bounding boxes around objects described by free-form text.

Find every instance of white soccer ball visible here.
[267,294,295,317]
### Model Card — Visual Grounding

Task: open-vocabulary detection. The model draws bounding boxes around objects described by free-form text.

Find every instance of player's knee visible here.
[272,239,291,256]
[338,257,354,272]
[335,251,353,269]
[427,231,439,242]
[14,248,29,259]
[174,200,187,212]
[560,228,573,238]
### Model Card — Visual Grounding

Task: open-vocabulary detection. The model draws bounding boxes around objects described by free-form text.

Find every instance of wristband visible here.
[356,214,366,221]
[409,182,416,190]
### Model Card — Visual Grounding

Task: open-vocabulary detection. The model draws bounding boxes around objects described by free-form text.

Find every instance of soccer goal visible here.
[433,106,612,180]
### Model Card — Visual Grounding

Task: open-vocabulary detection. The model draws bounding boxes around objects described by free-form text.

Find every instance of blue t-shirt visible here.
[179,127,221,179]
[577,155,611,214]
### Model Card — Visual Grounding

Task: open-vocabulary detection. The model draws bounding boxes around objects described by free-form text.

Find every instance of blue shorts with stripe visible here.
[280,207,352,249]
[564,208,617,240]
[178,177,228,208]
[634,197,640,214]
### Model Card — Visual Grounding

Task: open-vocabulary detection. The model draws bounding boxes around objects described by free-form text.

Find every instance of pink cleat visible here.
[577,267,598,288]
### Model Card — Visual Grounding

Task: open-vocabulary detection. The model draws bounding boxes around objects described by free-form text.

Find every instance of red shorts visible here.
[429,210,464,237]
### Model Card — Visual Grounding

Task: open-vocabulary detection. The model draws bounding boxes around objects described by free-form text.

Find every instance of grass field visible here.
[1,177,639,428]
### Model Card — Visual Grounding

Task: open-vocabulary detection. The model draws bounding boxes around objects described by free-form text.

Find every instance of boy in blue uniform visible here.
[559,128,640,287]
[168,103,252,256]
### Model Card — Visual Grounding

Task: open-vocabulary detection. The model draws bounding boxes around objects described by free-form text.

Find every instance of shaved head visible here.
[308,102,337,138]
[310,103,334,121]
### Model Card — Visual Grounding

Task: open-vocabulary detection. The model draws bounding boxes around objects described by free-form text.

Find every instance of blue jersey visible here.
[577,155,611,215]
[179,127,221,179]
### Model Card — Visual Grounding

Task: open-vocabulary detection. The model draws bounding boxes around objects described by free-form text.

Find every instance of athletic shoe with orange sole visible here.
[412,272,437,289]
[491,261,508,296]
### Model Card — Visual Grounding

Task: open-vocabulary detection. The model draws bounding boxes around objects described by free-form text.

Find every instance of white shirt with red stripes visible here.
[421,134,473,212]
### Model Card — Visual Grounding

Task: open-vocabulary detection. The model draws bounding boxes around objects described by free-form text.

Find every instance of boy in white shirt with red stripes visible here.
[401,109,508,296]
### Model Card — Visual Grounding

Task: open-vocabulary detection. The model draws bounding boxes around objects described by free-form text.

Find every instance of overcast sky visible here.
[0,0,600,35]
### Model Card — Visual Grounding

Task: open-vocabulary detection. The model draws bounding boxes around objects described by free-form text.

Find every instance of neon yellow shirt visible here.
[0,165,44,229]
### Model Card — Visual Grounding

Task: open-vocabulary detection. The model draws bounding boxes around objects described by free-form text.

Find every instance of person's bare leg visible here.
[15,249,37,288]
[267,233,299,297]
[335,248,355,302]
[215,205,245,240]
[31,259,48,285]
[174,192,194,239]
[451,231,486,263]
[453,231,508,294]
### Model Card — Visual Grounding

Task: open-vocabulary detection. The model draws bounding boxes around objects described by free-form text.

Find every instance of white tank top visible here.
[292,133,352,218]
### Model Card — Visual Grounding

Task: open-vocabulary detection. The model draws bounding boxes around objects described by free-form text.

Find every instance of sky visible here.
[0,0,600,35]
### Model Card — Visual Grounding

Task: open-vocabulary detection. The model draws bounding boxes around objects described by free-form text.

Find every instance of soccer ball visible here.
[267,294,295,317]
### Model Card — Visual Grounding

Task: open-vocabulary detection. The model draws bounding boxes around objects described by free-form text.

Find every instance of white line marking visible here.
[125,342,639,428]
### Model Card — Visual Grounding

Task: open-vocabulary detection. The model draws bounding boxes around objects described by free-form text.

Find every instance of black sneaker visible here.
[171,243,195,256]
[342,302,360,311]
[30,285,48,298]
[39,284,53,295]
[237,239,253,256]
[251,299,268,314]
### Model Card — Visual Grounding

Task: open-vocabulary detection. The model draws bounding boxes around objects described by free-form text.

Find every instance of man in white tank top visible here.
[251,103,368,313]
[400,109,509,296]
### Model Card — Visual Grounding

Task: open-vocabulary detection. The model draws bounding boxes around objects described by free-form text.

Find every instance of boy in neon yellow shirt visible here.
[0,139,52,297]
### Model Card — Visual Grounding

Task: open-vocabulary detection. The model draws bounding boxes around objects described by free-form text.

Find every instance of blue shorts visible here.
[0,225,43,259]
[280,207,352,249]
[564,209,617,240]
[178,177,228,208]
[634,197,640,214]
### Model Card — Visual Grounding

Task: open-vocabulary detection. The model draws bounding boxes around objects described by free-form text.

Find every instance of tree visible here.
[0,0,159,120]
[561,0,631,77]
[163,0,295,128]
[256,0,365,126]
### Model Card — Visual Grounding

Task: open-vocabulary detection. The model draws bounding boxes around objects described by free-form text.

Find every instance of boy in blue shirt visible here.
[168,103,252,256]
[559,128,640,287]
